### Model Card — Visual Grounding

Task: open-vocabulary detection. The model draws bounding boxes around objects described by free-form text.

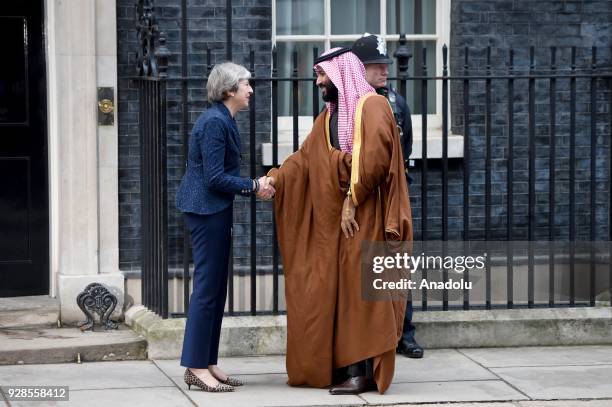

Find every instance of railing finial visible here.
[156,32,171,78]
[136,0,170,78]
[393,33,412,76]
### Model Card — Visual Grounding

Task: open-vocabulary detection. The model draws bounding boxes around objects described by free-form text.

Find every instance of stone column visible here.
[47,0,123,324]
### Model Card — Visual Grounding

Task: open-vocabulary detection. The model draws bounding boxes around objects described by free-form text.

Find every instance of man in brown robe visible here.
[267,48,413,395]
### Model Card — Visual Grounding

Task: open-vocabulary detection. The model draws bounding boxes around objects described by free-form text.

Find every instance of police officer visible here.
[352,33,424,359]
[352,34,414,178]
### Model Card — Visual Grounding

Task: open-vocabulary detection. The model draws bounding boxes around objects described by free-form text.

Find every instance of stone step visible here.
[126,305,612,359]
[0,296,60,329]
[0,325,147,365]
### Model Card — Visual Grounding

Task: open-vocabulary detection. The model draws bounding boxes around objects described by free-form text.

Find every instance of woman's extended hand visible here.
[256,176,275,200]
[341,196,359,238]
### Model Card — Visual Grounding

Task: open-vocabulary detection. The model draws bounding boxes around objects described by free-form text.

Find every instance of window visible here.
[265,0,456,165]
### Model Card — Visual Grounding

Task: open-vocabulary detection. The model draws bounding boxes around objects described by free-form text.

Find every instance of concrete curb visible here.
[413,306,612,348]
[125,305,287,359]
[125,305,612,359]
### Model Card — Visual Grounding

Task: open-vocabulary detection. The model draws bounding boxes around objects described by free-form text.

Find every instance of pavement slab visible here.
[0,361,174,391]
[167,372,363,407]
[360,379,528,404]
[1,347,612,406]
[7,388,193,407]
[518,401,612,407]
[393,404,519,407]
[67,387,193,407]
[492,364,612,400]
[460,345,612,368]
[154,355,286,377]
[393,402,612,407]
[394,349,497,383]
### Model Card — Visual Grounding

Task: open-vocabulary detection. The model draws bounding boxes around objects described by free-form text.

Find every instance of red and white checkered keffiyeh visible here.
[314,48,375,153]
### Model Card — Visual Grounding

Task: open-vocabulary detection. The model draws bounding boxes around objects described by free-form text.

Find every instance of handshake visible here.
[255,175,276,200]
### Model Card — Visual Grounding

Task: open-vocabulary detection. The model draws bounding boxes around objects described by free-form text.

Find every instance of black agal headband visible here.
[314,47,351,65]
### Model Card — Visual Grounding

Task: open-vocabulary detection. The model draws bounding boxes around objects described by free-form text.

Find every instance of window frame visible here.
[267,0,457,163]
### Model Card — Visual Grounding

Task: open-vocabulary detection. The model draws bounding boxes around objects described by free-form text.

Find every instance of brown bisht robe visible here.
[268,93,413,394]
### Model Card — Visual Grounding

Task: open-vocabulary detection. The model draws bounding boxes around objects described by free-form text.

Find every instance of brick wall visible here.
[117,0,612,271]
[117,0,273,271]
[406,0,612,241]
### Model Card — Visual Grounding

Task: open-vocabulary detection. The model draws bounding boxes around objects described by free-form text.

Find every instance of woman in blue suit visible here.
[176,62,274,392]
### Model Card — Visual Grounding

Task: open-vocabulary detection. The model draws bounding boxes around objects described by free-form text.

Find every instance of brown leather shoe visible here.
[328,376,375,395]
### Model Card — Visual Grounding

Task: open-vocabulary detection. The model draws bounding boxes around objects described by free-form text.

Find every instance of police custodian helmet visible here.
[351,33,393,65]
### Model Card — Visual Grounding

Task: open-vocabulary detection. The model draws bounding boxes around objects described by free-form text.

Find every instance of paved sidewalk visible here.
[0,346,611,406]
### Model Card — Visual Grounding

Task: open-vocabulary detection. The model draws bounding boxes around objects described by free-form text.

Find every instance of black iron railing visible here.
[132,4,612,319]
[132,41,612,319]
[134,1,170,318]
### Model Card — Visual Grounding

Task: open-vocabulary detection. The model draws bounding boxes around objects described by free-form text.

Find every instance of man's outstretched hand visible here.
[256,176,276,200]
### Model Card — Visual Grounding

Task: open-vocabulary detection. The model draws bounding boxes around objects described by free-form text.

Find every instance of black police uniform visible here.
[376,85,419,348]
[352,34,423,359]
[376,86,413,176]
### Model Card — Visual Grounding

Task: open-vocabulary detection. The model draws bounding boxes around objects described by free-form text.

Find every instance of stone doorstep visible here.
[0,325,147,365]
[125,305,612,360]
[0,296,60,329]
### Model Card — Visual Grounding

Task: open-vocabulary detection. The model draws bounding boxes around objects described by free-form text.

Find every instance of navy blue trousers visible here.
[401,301,416,342]
[401,175,416,344]
[180,205,232,368]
